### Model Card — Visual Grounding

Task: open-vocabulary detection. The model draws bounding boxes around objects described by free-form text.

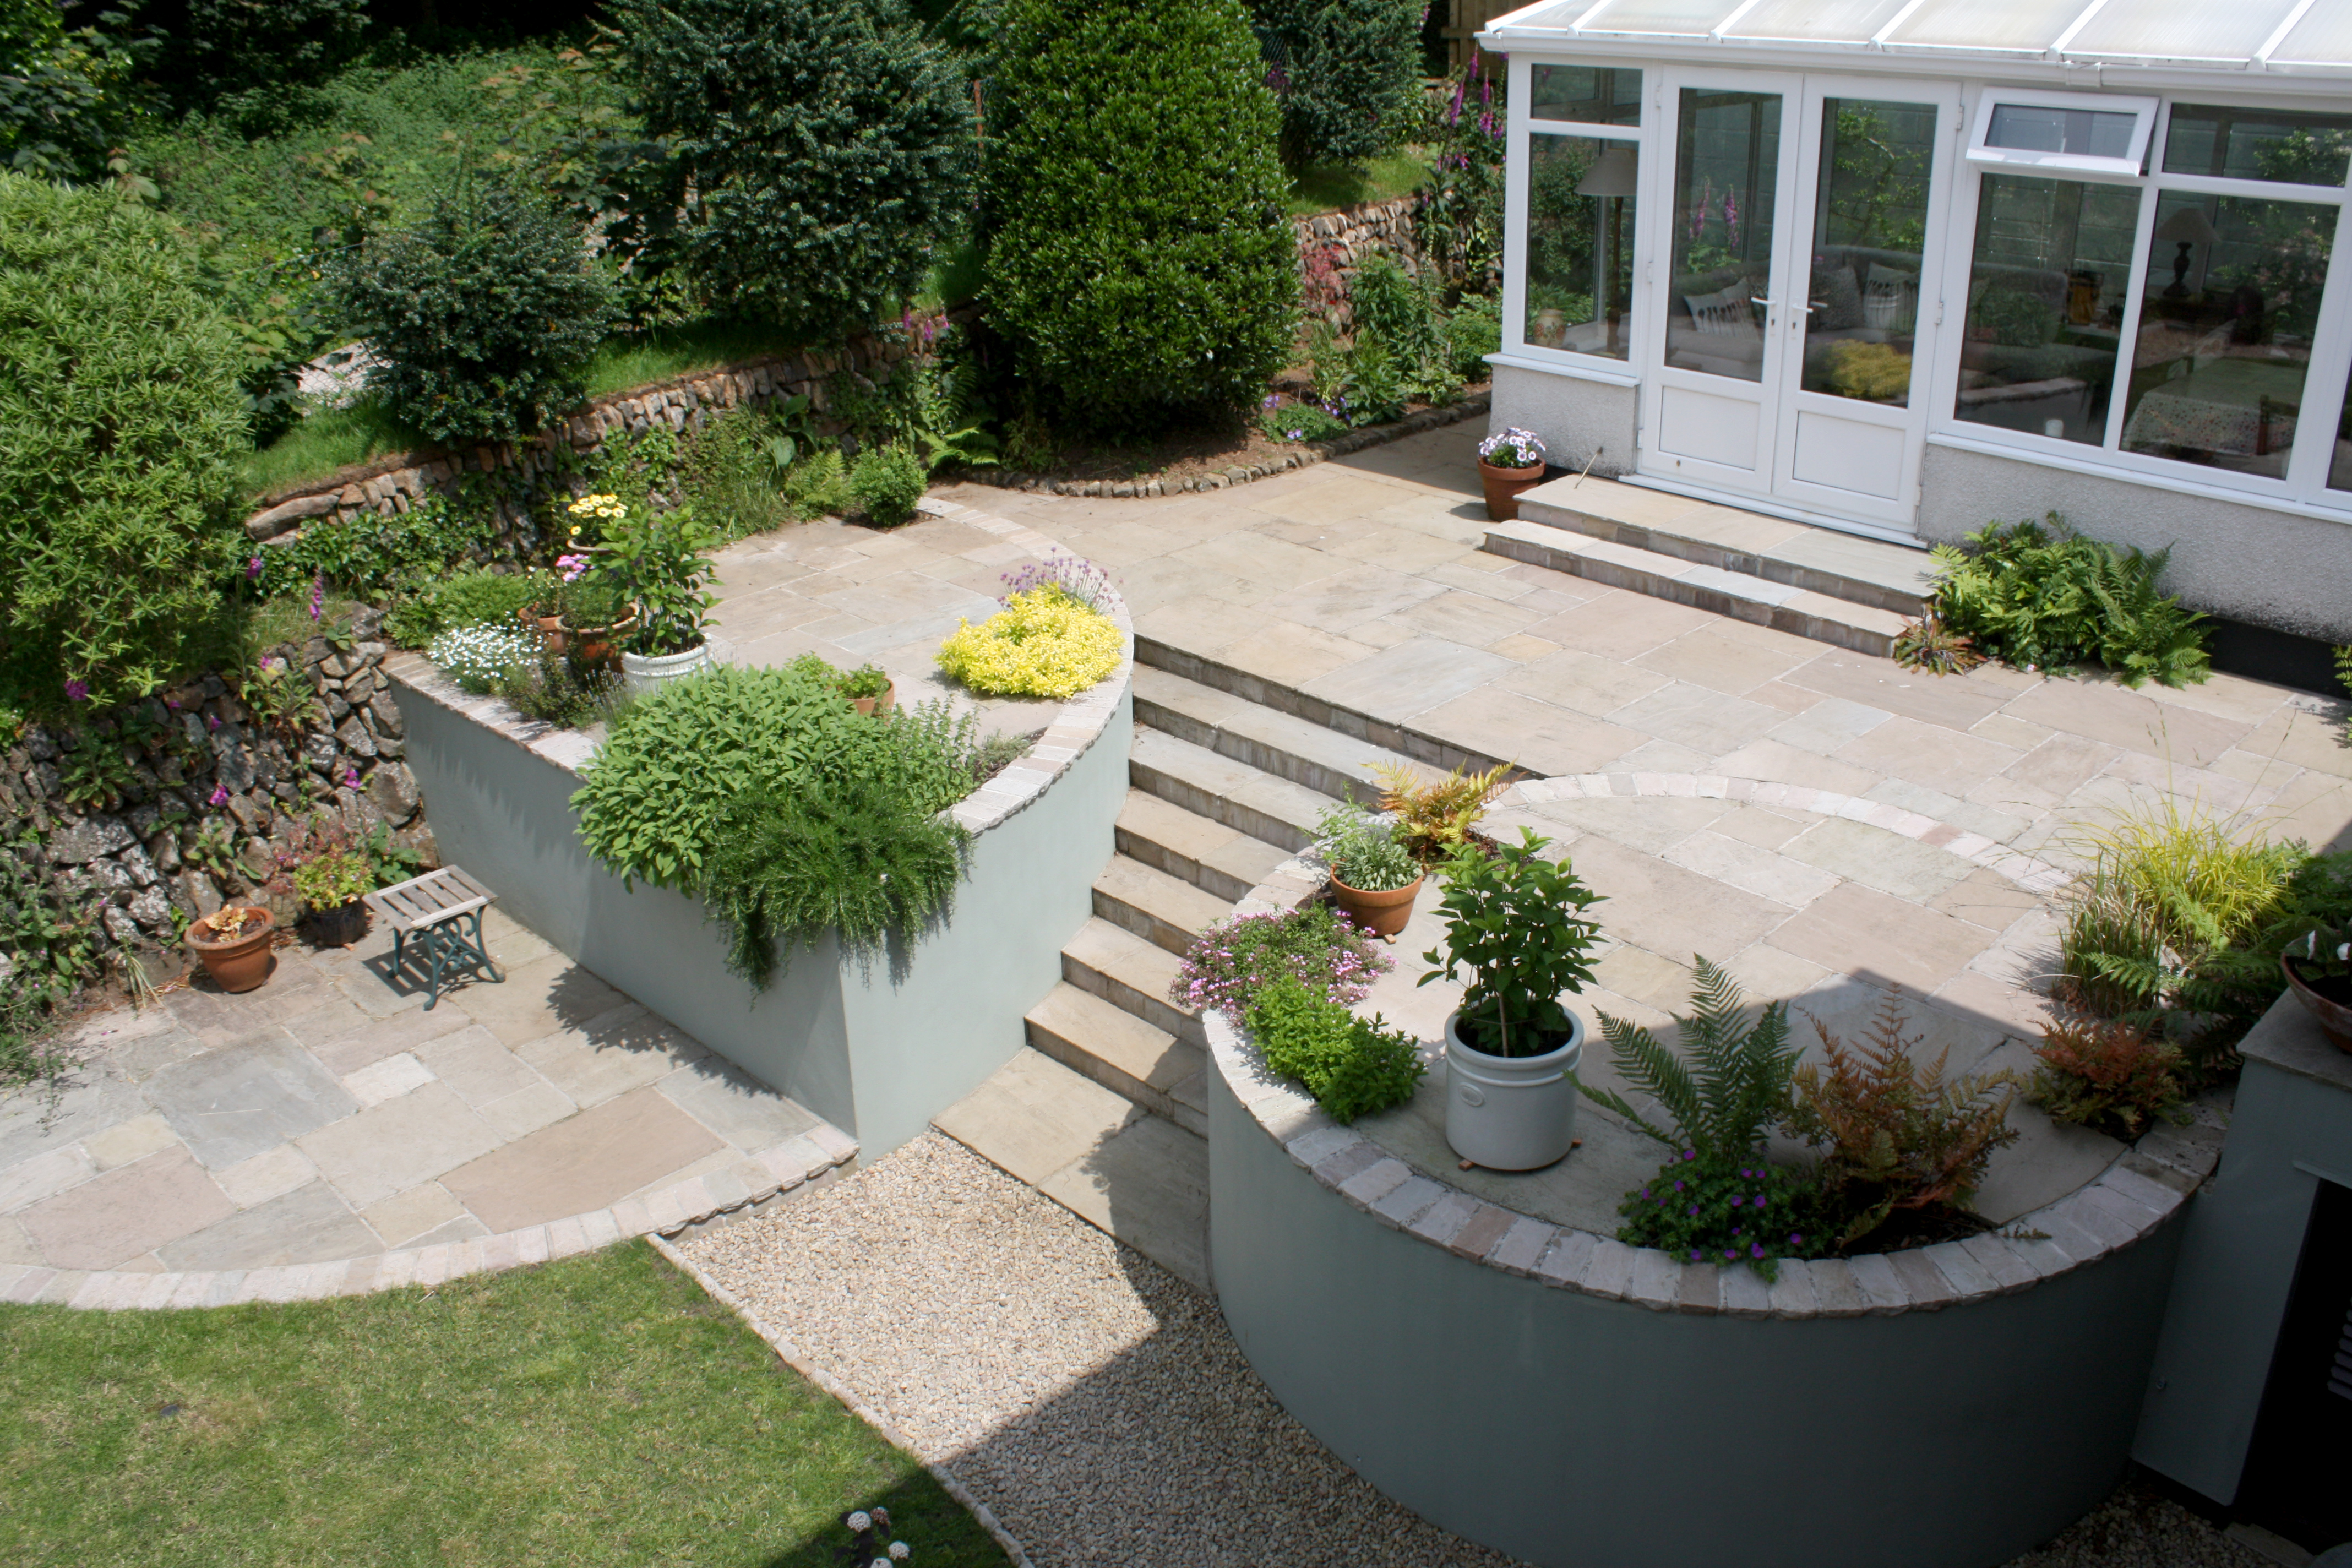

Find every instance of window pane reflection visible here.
[1523,134,1637,361]
[1664,88,1781,383]
[1801,97,1937,407]
[1954,174,2139,444]
[2119,192,2335,480]
[2163,104,2352,188]
[2331,360,2352,492]
[1529,66,1641,127]
[1986,104,2138,161]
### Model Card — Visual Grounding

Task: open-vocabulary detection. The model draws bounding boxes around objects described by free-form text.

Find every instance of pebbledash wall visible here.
[385,557,1132,1158]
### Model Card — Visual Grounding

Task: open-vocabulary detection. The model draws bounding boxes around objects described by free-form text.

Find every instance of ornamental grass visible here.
[935,585,1120,700]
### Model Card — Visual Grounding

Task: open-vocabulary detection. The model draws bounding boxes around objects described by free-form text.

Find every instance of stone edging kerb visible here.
[1207,775,2223,1322]
[968,394,1490,500]
[382,494,1134,841]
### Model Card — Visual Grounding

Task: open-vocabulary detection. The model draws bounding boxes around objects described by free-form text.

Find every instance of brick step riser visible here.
[1128,754,1314,855]
[1134,697,1385,808]
[1516,498,1929,618]
[1481,531,1897,660]
[1061,950,1207,1049]
[1114,824,1260,905]
[1021,1017,1209,1139]
[1091,884,1201,959]
[1134,636,1514,782]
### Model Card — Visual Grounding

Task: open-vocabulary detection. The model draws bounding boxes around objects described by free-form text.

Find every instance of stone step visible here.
[1062,914,1205,1048]
[1133,665,1441,807]
[1481,520,1912,659]
[1129,728,1333,854]
[1115,788,1289,905]
[1092,853,1234,958]
[933,1046,1209,1290]
[1513,475,1935,618]
[1025,981,1208,1137]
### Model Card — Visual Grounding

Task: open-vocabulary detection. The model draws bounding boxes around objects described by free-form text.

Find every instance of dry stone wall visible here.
[2,613,429,985]
[1295,195,1428,333]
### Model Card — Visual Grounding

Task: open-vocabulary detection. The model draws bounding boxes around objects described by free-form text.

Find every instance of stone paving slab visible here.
[0,903,856,1305]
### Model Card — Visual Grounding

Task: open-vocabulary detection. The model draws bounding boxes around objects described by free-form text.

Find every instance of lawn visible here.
[1286,149,1434,217]
[0,1240,1010,1568]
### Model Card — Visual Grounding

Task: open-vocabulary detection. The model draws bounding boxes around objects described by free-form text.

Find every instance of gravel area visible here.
[680,1134,2275,1568]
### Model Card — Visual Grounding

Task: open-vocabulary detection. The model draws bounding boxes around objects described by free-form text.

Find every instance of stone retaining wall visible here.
[1294,195,1427,333]
[2,621,431,985]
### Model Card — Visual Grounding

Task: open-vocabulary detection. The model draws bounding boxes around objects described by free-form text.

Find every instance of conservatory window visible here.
[2160,105,2352,189]
[1967,90,2157,181]
[1529,66,1642,128]
[1524,134,1639,361]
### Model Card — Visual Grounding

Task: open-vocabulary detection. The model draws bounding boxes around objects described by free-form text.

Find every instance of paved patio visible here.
[0,907,848,1295]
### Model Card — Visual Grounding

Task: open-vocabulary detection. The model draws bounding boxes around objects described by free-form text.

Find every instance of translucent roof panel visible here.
[1882,0,2082,52]
[2064,0,2301,62]
[1724,0,1916,43]
[1569,0,1744,35]
[2272,4,2352,68]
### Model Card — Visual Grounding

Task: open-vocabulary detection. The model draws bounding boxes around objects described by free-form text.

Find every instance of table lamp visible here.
[2155,205,2218,300]
[1577,146,1639,355]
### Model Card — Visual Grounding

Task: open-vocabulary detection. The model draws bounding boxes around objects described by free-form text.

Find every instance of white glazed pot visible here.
[1444,1006,1584,1172]
[620,641,711,698]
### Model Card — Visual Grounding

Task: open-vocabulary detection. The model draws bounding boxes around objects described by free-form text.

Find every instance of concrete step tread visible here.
[1133,665,1439,803]
[1027,981,1199,1095]
[1093,853,1234,949]
[1062,916,1204,1050]
[1116,788,1291,903]
[1130,727,1334,852]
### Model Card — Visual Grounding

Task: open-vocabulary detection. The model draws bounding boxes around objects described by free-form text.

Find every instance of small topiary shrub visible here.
[0,172,248,711]
[329,176,619,446]
[1245,974,1425,1123]
[1252,0,1423,167]
[935,586,1123,700]
[850,443,929,526]
[987,0,1299,434]
[617,0,974,329]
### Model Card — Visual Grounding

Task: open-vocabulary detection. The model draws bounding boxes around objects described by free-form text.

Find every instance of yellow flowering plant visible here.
[936,586,1121,700]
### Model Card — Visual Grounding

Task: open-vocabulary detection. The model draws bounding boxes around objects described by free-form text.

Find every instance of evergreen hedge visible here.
[0,173,246,711]
[986,0,1298,435]
[1254,0,1423,167]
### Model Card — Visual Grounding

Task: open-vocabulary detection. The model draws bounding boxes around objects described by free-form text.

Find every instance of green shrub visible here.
[252,494,504,605]
[1616,1155,1825,1281]
[616,0,974,329]
[1253,0,1423,167]
[574,662,980,977]
[0,174,247,711]
[1350,254,1441,367]
[0,15,155,185]
[1258,401,1348,444]
[1173,905,1392,1018]
[1581,959,1800,1163]
[1420,829,1603,1056]
[986,0,1299,434]
[169,0,367,111]
[1444,294,1500,380]
[1919,514,2211,687]
[850,443,929,526]
[385,568,555,647]
[1245,974,1425,1123]
[329,175,620,445]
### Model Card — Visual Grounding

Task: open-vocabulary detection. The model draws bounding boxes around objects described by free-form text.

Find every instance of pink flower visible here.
[342,768,361,789]
[64,679,90,701]
[205,713,221,731]
[309,570,325,620]
[557,553,591,582]
[208,785,229,806]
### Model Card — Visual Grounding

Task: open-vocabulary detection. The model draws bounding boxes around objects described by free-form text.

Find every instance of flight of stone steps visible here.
[933,654,1459,1291]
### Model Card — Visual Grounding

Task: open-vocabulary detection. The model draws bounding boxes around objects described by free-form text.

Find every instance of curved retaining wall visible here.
[388,510,1131,1158]
[1207,1007,2214,1568]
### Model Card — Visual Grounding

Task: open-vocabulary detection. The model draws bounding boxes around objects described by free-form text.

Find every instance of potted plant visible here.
[185,905,276,993]
[1477,427,1547,521]
[586,501,722,697]
[2282,919,2352,1052]
[1316,802,1423,942]
[291,842,376,947]
[1418,828,1605,1170]
[557,567,636,673]
[839,663,896,716]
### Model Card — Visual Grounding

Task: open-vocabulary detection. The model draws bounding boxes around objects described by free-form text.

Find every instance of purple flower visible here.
[342,768,361,790]
[1724,189,1741,248]
[309,570,325,621]
[63,678,90,701]
[1790,1233,1804,1245]
[1687,1205,1698,1217]
[1723,1248,1737,1259]
[1447,78,1463,125]
[1261,394,1280,409]
[1689,1250,1701,1261]
[1683,1149,1696,1162]
[1752,1243,1766,1258]
[1672,1180,1684,1192]
[206,713,221,731]
[208,785,229,806]
[247,555,264,582]
[166,698,180,710]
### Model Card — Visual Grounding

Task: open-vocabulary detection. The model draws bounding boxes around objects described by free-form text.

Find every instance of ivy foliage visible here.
[986,0,1299,434]
[1920,514,2211,688]
[329,173,619,445]
[615,0,974,329]
[0,173,247,712]
[1251,0,1422,167]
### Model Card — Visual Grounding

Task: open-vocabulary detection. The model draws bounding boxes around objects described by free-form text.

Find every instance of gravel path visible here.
[680,1135,2271,1568]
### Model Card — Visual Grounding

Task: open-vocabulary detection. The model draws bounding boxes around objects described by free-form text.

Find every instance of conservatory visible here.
[1479,0,2352,644]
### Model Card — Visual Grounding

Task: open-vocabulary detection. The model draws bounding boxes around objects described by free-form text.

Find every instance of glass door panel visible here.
[1664,88,1783,383]
[1799,97,1937,407]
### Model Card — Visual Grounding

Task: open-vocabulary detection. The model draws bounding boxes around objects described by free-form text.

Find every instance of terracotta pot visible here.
[565,611,639,672]
[1330,872,1423,942]
[1478,458,1545,521]
[851,679,897,717]
[522,609,567,658]
[306,899,369,948]
[2283,955,2352,1053]
[186,906,276,993]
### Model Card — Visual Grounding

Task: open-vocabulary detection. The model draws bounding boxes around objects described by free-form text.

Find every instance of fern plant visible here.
[1580,958,1801,1163]
[1922,514,2210,688]
[1365,757,1511,864]
[2028,1016,2191,1141]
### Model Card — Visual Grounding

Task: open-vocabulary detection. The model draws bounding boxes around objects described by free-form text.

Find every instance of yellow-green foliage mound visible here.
[936,586,1121,700]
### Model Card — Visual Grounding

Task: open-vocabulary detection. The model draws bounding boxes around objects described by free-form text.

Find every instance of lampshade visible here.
[2154,205,2219,248]
[1577,146,1639,199]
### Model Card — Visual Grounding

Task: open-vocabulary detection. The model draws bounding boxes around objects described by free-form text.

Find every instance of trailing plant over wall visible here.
[1173,905,1392,1019]
[616,0,975,331]
[1251,0,1423,168]
[0,172,248,714]
[1246,973,1425,1124]
[986,0,1299,434]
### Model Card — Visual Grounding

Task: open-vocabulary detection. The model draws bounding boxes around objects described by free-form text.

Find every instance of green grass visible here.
[1285,149,1434,217]
[0,1241,1011,1568]
[238,399,426,498]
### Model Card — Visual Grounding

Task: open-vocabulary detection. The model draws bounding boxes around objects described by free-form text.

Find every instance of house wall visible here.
[1489,363,1637,478]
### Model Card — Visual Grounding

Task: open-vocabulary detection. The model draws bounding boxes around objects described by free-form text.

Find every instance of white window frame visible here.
[1928,84,2352,516]
[1499,55,1648,384]
[1965,87,2160,181]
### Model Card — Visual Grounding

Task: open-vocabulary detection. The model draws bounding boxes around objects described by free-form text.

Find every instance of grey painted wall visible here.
[1211,1068,2184,1568]
[396,680,1130,1156]
[2133,995,2352,1502]
[1490,363,1637,479]
[1919,444,2352,644]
